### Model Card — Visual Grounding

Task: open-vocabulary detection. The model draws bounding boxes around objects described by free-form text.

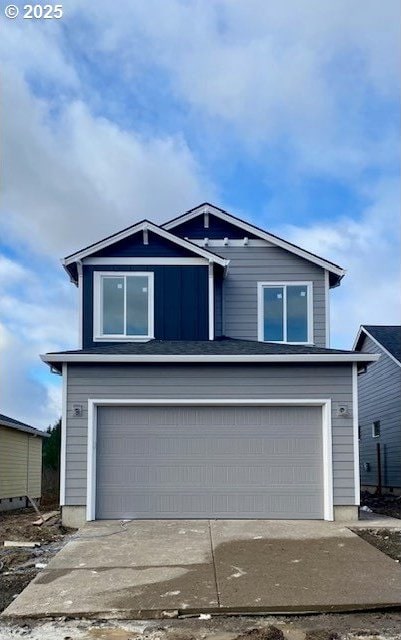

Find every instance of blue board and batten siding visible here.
[358,334,401,488]
[82,265,209,347]
[170,213,261,239]
[64,363,355,509]
[91,230,198,258]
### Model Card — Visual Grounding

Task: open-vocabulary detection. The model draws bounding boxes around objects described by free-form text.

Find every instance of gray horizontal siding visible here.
[215,246,327,347]
[358,335,401,488]
[65,363,354,509]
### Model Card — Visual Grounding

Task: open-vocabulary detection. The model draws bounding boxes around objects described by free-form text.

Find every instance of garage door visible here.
[95,405,324,519]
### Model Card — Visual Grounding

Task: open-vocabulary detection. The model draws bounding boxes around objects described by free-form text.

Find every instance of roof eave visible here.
[41,353,380,366]
[0,419,50,437]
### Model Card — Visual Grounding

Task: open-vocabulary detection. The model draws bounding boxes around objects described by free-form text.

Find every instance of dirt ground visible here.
[0,507,74,613]
[1,612,401,640]
[360,492,401,520]
[353,528,401,562]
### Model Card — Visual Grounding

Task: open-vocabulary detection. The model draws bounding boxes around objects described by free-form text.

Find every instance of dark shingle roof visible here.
[0,414,49,437]
[362,326,401,363]
[46,337,354,357]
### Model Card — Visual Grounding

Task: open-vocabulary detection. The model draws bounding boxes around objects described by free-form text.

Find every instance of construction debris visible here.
[3,541,41,549]
[32,511,59,526]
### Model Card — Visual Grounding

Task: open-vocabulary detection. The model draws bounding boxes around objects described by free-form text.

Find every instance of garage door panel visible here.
[98,463,321,487]
[99,490,322,519]
[98,435,321,457]
[96,405,324,519]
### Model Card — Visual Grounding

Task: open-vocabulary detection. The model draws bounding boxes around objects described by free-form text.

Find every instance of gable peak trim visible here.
[163,203,345,281]
[63,219,229,277]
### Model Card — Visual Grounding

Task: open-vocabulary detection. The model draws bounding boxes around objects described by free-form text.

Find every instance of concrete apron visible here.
[2,520,401,619]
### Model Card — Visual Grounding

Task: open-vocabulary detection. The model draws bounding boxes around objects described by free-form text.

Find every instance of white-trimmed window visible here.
[257,281,313,344]
[372,420,381,438]
[94,272,154,341]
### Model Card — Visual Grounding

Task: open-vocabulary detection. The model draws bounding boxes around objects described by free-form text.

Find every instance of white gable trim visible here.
[63,220,229,269]
[163,204,345,278]
[353,326,401,368]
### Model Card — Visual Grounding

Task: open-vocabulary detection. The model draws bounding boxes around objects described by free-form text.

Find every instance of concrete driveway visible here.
[3,520,401,619]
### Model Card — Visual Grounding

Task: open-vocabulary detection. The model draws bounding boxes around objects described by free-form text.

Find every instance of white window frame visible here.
[257,281,313,344]
[372,420,381,438]
[93,271,154,342]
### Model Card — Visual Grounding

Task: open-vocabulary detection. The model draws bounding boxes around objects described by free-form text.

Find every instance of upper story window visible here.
[94,272,154,341]
[257,282,313,344]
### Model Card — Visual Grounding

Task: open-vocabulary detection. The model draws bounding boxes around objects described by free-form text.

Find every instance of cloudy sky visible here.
[0,0,400,429]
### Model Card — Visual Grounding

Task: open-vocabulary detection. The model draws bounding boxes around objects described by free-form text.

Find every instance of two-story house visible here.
[354,325,401,494]
[42,203,378,527]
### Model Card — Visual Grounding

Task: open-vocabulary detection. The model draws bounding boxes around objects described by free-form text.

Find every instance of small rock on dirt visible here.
[235,626,285,640]
[304,631,340,640]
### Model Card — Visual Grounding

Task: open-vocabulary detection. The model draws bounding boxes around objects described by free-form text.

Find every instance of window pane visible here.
[126,276,149,336]
[287,285,308,342]
[102,277,124,334]
[263,287,284,341]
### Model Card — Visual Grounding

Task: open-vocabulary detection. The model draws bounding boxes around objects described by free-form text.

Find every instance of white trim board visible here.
[42,353,380,365]
[324,270,330,348]
[352,363,360,505]
[60,363,67,507]
[163,204,345,279]
[353,326,400,368]
[189,239,273,248]
[63,220,229,270]
[208,262,214,340]
[257,281,314,345]
[83,257,209,266]
[86,398,334,522]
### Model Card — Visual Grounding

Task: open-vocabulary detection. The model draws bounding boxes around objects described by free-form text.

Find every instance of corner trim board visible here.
[324,270,330,348]
[352,363,360,505]
[60,363,67,506]
[86,398,334,522]
[208,263,214,340]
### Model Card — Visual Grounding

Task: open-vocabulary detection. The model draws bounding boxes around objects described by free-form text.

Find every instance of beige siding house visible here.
[0,414,49,512]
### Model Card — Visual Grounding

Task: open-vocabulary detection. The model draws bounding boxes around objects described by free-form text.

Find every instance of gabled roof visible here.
[0,413,49,437]
[63,219,229,284]
[163,202,346,287]
[41,337,379,370]
[354,325,401,367]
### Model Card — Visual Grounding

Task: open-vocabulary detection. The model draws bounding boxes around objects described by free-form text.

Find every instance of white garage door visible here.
[95,405,324,519]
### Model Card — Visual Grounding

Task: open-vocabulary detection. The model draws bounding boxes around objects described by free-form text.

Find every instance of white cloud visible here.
[275,179,401,348]
[64,0,399,178]
[1,68,212,257]
[0,255,76,428]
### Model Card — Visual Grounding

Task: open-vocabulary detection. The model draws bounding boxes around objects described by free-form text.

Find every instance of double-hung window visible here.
[94,272,154,340]
[258,282,313,344]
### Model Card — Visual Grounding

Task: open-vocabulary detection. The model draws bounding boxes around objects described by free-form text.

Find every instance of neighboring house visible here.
[0,414,49,512]
[354,325,401,494]
[41,202,377,527]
